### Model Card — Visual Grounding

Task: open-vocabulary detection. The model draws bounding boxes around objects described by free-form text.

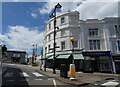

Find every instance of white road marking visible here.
[7,64,15,66]
[32,72,43,77]
[101,81,119,86]
[53,79,57,87]
[35,79,42,80]
[21,72,30,77]
[4,72,13,77]
[77,72,83,74]
[48,78,53,80]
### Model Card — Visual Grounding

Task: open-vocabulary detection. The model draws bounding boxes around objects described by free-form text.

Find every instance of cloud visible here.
[75,1,118,20]
[39,0,119,20]
[39,1,82,14]
[31,13,37,18]
[0,26,44,51]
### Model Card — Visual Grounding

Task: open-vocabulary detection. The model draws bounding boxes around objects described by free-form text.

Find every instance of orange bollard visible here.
[69,64,76,80]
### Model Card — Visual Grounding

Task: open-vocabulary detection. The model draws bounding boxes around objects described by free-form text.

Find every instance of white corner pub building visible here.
[42,11,120,74]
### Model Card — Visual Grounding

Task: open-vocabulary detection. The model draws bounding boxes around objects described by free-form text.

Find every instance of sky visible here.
[0,0,119,56]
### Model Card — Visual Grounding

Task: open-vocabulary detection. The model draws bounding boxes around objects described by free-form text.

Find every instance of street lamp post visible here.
[32,44,35,64]
[69,37,76,80]
[70,37,74,64]
[50,3,62,74]
[44,52,47,72]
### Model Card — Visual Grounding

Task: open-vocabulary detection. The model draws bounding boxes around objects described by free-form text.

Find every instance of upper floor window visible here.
[13,54,15,57]
[115,25,118,33]
[119,25,120,31]
[61,41,65,50]
[61,29,65,36]
[117,40,120,52]
[18,54,20,57]
[61,17,65,24]
[48,34,51,41]
[89,28,98,36]
[45,37,47,43]
[48,45,51,52]
[49,23,51,30]
[45,47,47,53]
[73,41,78,48]
[89,40,100,50]
[13,53,20,57]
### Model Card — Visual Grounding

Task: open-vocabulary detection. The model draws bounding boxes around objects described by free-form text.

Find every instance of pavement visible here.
[31,65,120,86]
[1,63,120,86]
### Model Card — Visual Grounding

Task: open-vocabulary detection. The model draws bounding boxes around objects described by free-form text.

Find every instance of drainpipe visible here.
[109,52,116,74]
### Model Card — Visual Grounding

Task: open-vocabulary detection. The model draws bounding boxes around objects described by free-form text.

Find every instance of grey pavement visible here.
[30,65,120,87]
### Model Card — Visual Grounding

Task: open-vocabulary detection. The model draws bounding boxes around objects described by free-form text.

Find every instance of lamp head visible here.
[70,37,74,42]
[55,3,62,8]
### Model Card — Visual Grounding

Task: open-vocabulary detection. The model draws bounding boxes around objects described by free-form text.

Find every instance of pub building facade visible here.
[82,51,113,73]
[43,11,120,74]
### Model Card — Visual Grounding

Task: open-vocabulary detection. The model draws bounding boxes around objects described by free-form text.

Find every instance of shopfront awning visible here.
[47,55,59,59]
[57,54,84,60]
[42,53,84,60]
[57,54,71,59]
[73,54,84,60]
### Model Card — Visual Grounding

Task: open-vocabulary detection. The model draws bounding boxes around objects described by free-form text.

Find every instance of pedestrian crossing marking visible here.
[7,64,15,66]
[101,81,119,86]
[32,72,43,77]
[35,79,42,80]
[21,72,30,77]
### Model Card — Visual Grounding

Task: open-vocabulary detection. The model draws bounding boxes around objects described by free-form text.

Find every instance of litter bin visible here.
[60,64,68,78]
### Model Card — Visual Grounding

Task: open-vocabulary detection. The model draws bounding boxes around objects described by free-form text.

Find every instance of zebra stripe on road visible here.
[21,72,30,77]
[101,81,119,86]
[32,72,43,77]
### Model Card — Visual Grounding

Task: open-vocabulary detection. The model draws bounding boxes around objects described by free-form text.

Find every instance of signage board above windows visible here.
[83,51,111,56]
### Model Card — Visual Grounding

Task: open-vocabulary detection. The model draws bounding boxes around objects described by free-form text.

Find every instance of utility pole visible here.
[50,3,62,74]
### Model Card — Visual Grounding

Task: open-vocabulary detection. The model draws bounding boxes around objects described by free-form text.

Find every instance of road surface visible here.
[1,63,75,87]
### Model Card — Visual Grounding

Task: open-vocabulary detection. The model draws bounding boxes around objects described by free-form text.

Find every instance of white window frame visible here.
[48,45,51,52]
[61,41,65,50]
[117,40,120,52]
[61,17,65,24]
[18,54,20,57]
[61,29,65,36]
[45,47,47,54]
[89,28,99,36]
[89,40,100,50]
[49,23,51,30]
[48,34,51,41]
[73,40,78,48]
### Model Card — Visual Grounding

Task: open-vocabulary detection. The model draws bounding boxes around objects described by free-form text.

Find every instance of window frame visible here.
[48,34,51,41]
[73,40,78,48]
[89,40,100,50]
[61,29,65,36]
[117,40,120,52]
[61,17,65,24]
[89,28,99,36]
[48,45,51,52]
[61,41,65,50]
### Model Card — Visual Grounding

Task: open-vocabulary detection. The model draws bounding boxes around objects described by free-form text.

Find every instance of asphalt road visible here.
[1,63,76,87]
